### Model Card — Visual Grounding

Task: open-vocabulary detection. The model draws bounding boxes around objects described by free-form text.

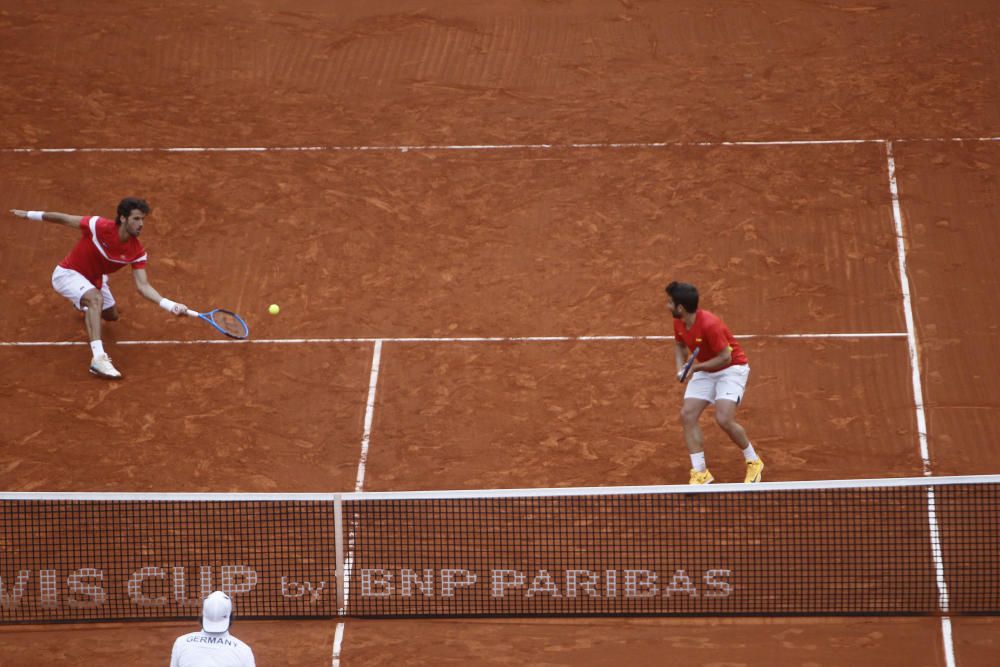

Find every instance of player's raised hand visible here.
[169,301,188,316]
[10,210,50,222]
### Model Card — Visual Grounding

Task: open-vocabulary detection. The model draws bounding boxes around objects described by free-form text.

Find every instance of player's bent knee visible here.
[101,307,119,321]
[80,293,103,311]
[715,410,741,430]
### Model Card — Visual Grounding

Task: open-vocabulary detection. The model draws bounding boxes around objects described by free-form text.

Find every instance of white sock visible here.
[690,452,707,472]
[90,340,105,357]
[742,443,758,462]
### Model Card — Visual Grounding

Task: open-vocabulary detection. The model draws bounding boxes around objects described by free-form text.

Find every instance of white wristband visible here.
[159,298,179,312]
[27,211,45,221]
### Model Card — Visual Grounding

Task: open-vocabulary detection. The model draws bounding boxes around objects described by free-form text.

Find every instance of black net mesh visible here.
[2,479,998,623]
[1,500,335,623]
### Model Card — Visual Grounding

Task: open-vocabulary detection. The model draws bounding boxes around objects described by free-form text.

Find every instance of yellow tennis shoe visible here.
[744,458,764,483]
[689,469,714,485]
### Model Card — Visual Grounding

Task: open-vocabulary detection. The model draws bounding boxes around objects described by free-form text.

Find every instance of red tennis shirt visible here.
[58,216,147,288]
[673,309,748,370]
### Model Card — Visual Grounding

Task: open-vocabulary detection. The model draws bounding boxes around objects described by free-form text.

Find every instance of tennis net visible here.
[2,475,998,623]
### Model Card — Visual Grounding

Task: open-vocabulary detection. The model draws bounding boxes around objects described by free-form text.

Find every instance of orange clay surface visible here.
[1,0,998,665]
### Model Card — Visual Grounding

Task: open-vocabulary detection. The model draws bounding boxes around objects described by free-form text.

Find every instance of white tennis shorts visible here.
[684,364,750,405]
[51,265,115,311]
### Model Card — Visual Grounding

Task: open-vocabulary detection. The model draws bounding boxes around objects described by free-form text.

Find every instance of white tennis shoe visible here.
[89,354,122,379]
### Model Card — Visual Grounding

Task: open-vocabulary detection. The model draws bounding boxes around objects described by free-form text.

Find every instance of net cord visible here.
[4,474,997,503]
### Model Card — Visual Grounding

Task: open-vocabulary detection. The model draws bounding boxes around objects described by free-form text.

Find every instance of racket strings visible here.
[212,311,249,339]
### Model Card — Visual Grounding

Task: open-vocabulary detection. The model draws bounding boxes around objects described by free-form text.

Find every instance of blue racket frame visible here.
[186,308,250,340]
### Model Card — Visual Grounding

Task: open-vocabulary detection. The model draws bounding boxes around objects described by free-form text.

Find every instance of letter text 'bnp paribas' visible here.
[361,568,733,599]
[2,565,733,611]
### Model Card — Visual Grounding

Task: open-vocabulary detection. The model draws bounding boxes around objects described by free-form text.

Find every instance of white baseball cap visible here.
[201,591,232,632]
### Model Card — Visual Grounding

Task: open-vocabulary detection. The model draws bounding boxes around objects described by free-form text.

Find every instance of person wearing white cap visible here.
[170,591,256,666]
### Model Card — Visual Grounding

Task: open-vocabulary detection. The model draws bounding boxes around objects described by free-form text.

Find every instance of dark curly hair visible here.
[665,281,699,313]
[116,197,151,225]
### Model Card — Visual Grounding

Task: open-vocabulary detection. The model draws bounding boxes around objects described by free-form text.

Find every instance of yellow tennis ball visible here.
[268,304,280,315]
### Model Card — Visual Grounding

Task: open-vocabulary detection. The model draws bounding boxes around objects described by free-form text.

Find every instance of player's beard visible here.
[670,307,683,319]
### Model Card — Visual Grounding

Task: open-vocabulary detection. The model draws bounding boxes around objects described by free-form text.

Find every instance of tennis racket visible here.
[186,308,250,340]
[678,346,700,383]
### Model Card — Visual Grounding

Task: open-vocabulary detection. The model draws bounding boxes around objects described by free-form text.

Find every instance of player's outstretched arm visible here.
[132,268,188,316]
[9,209,83,229]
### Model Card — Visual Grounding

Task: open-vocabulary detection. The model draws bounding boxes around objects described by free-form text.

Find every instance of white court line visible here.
[886,142,932,472]
[0,332,906,347]
[331,621,346,667]
[941,617,956,667]
[0,136,997,154]
[334,339,383,667]
[883,140,954,667]
[355,340,383,493]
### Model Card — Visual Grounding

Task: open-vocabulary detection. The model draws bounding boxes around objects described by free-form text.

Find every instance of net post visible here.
[334,494,345,615]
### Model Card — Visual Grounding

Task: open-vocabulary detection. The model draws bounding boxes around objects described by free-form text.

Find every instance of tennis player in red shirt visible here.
[9,198,188,379]
[666,281,763,484]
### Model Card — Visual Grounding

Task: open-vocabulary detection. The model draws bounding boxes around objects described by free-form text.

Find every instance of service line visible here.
[0,136,997,155]
[0,332,907,347]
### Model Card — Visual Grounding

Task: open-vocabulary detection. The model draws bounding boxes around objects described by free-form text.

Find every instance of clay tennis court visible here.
[1,0,998,665]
